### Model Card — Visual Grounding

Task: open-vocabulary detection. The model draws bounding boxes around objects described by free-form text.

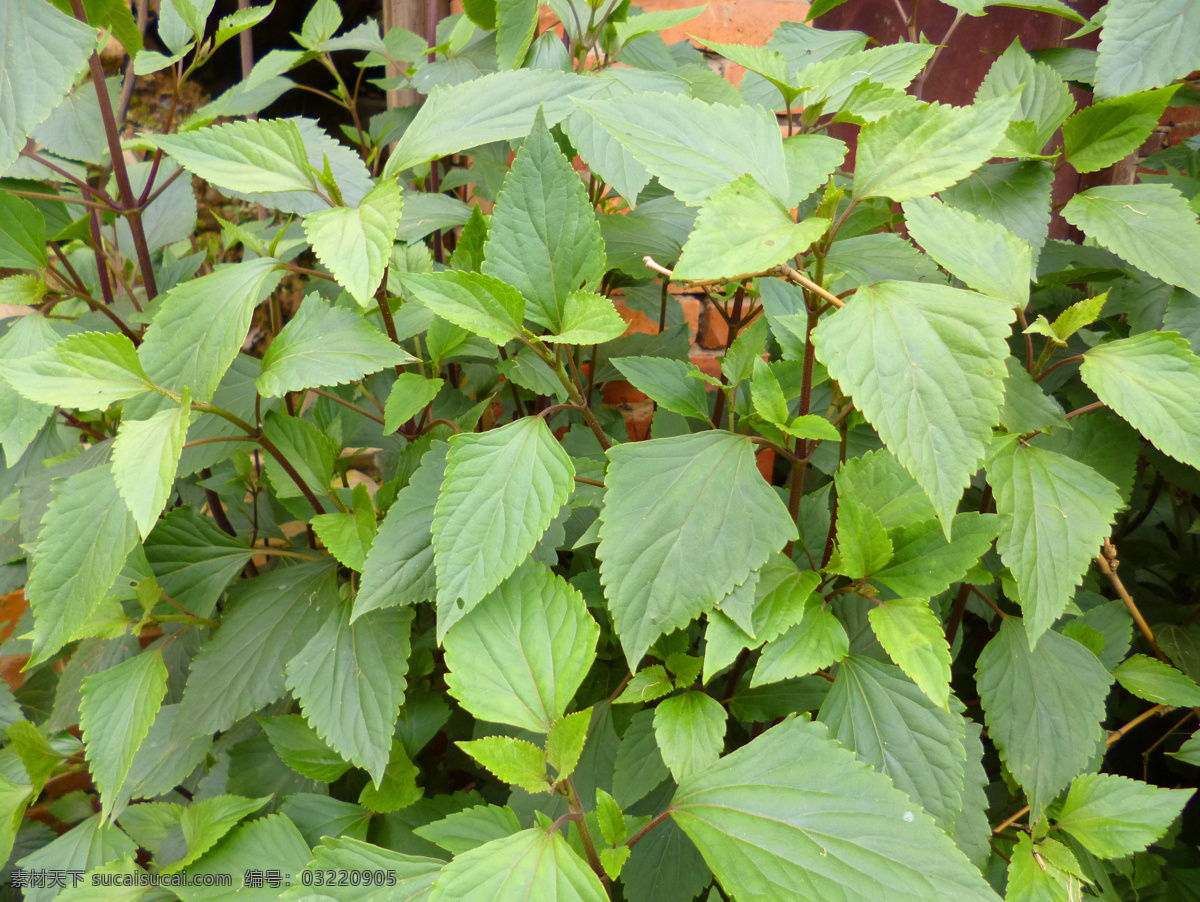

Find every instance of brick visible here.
[755,447,776,483]
[613,298,658,337]
[602,379,648,405]
[616,400,655,442]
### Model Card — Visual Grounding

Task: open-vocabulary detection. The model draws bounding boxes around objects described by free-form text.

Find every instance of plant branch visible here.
[306,387,385,425]
[69,0,159,302]
[564,777,608,888]
[1065,401,1105,421]
[915,11,964,100]
[18,148,117,207]
[1034,354,1084,382]
[1096,539,1167,663]
[642,257,844,309]
[184,398,328,515]
[626,809,673,851]
[375,285,407,376]
[4,188,112,212]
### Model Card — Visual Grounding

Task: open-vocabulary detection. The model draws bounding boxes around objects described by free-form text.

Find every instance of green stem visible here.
[530,337,611,451]
[564,777,608,890]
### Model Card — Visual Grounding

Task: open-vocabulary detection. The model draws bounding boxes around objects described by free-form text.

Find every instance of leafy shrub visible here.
[0,0,1198,899]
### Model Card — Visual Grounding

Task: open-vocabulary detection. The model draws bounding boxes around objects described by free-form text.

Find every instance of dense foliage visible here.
[1,0,1199,898]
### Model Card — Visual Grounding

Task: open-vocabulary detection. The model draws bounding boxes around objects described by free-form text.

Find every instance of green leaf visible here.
[256,294,412,397]
[835,448,937,529]
[751,358,790,426]
[354,442,447,618]
[941,161,1054,277]
[1057,772,1194,859]
[819,656,966,831]
[481,111,605,330]
[652,690,727,784]
[752,603,849,686]
[834,499,893,580]
[144,506,254,618]
[614,665,675,705]
[1005,834,1083,902]
[611,357,711,422]
[7,720,56,802]
[0,192,48,269]
[443,562,598,732]
[694,37,793,98]
[1062,184,1200,297]
[303,180,404,306]
[27,465,139,667]
[1094,0,1200,99]
[433,418,574,624]
[941,0,1083,18]
[178,814,311,902]
[260,409,336,510]
[1113,653,1200,706]
[988,439,1122,646]
[544,291,626,345]
[399,270,526,345]
[614,5,705,45]
[1079,332,1200,471]
[139,257,284,402]
[157,794,271,873]
[300,0,340,46]
[286,603,413,785]
[1063,86,1178,173]
[457,736,549,794]
[0,312,59,462]
[80,649,168,822]
[496,0,537,69]
[612,709,669,807]
[976,618,1112,817]
[0,331,152,410]
[259,714,351,783]
[284,836,443,901]
[670,717,1001,902]
[975,40,1074,157]
[1000,357,1068,434]
[902,196,1031,307]
[1169,728,1200,767]
[0,0,98,172]
[414,804,522,856]
[112,394,191,539]
[385,70,602,176]
[868,600,953,711]
[150,118,316,197]
[16,814,137,902]
[812,281,1014,530]
[546,708,591,779]
[1028,292,1108,347]
[357,739,422,813]
[576,93,792,205]
[598,432,797,665]
[595,788,625,846]
[874,513,1001,598]
[177,559,339,735]
[311,485,377,572]
[383,373,444,434]
[674,175,829,281]
[853,95,1020,202]
[429,828,608,901]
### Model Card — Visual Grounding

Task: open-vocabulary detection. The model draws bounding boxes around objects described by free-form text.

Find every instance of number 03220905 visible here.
[301,869,398,887]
